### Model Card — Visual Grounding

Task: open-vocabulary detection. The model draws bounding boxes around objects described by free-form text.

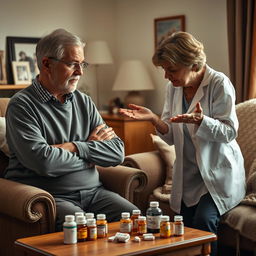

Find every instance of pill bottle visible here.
[160,215,171,238]
[137,216,147,235]
[63,215,77,244]
[85,212,94,220]
[131,209,141,233]
[96,214,108,238]
[146,201,162,233]
[174,215,184,236]
[87,218,97,241]
[120,212,132,234]
[76,215,87,242]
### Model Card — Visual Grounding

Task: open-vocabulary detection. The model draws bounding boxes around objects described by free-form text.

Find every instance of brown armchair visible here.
[123,99,256,254]
[0,98,147,256]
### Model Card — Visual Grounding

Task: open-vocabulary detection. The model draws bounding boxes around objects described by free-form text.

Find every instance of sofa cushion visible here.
[150,134,175,201]
[0,117,9,157]
[222,204,256,242]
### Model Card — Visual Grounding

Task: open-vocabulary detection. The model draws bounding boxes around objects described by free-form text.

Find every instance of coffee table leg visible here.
[202,242,211,256]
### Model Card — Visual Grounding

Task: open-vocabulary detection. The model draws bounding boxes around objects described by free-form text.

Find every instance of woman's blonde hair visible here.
[152,31,206,71]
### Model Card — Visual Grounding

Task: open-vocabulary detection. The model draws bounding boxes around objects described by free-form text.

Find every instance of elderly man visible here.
[5,29,138,230]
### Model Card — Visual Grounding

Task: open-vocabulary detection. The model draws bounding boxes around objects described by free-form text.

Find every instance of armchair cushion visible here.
[221,205,256,242]
[0,117,9,156]
[150,134,175,202]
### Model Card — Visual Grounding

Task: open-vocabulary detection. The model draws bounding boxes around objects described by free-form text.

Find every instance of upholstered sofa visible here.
[0,98,147,256]
[123,99,256,255]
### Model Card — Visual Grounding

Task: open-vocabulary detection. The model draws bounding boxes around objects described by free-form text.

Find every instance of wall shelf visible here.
[0,84,29,90]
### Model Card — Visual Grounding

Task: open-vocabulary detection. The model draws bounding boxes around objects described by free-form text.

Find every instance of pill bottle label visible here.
[88,227,97,240]
[138,222,147,234]
[97,224,107,238]
[120,222,132,233]
[147,215,161,229]
[63,226,77,244]
[160,222,171,238]
[77,226,87,241]
[174,223,184,236]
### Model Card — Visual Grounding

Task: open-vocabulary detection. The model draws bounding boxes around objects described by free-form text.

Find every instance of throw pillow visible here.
[150,134,176,202]
[0,117,10,156]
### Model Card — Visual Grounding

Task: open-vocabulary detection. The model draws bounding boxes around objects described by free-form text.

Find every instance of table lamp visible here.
[85,41,113,108]
[112,60,154,107]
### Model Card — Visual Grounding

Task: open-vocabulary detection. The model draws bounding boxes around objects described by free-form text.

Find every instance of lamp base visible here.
[124,91,145,107]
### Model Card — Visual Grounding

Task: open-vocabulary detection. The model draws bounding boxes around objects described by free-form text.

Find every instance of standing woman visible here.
[120,31,246,256]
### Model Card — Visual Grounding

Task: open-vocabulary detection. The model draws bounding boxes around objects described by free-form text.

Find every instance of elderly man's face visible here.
[49,45,85,95]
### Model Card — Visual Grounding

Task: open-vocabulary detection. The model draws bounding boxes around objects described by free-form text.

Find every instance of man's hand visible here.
[170,102,204,125]
[88,124,116,141]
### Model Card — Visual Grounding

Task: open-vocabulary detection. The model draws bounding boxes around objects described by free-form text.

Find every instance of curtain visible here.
[248,2,256,98]
[227,0,256,102]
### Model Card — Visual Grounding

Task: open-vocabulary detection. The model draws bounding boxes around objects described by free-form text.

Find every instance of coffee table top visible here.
[15,222,216,256]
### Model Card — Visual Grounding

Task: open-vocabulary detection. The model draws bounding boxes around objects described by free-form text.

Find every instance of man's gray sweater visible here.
[4,81,124,195]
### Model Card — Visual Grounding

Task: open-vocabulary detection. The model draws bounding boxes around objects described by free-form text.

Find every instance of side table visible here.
[101,113,156,155]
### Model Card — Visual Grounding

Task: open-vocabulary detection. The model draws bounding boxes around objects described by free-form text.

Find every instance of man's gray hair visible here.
[36,28,85,70]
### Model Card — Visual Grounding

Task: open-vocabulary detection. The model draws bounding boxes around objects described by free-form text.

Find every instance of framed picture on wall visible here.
[6,36,40,84]
[154,15,185,49]
[0,50,7,85]
[12,61,32,85]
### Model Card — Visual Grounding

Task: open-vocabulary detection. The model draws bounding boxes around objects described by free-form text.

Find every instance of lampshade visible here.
[112,60,154,106]
[85,41,113,64]
[112,60,154,91]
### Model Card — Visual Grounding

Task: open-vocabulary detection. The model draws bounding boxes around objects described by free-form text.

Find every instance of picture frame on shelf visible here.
[0,50,7,85]
[154,15,185,49]
[12,61,32,85]
[6,36,40,84]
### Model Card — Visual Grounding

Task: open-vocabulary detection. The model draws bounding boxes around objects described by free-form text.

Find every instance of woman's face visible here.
[160,61,196,87]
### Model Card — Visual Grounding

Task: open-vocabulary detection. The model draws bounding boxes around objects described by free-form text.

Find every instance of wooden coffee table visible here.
[15,222,216,256]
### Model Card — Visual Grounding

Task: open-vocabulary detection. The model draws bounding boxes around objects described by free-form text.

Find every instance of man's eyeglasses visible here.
[48,57,89,70]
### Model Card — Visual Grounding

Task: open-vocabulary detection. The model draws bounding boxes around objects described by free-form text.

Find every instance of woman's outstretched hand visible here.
[170,102,204,125]
[119,104,154,121]
[120,104,169,134]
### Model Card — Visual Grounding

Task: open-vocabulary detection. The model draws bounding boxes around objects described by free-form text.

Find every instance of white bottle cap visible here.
[121,212,130,218]
[76,215,86,224]
[150,201,159,207]
[143,235,155,241]
[65,215,75,222]
[75,212,84,217]
[87,218,96,226]
[138,216,146,221]
[97,214,106,220]
[134,236,141,242]
[143,233,153,237]
[85,213,94,219]
[174,215,183,221]
[161,215,170,222]
[132,209,141,215]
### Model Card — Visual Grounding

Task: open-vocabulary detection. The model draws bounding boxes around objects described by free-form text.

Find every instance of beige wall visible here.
[0,0,228,114]
[114,0,228,113]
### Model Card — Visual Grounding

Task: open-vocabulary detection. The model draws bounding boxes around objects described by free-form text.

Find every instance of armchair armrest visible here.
[123,151,167,213]
[0,178,56,231]
[97,165,147,204]
[124,151,166,189]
